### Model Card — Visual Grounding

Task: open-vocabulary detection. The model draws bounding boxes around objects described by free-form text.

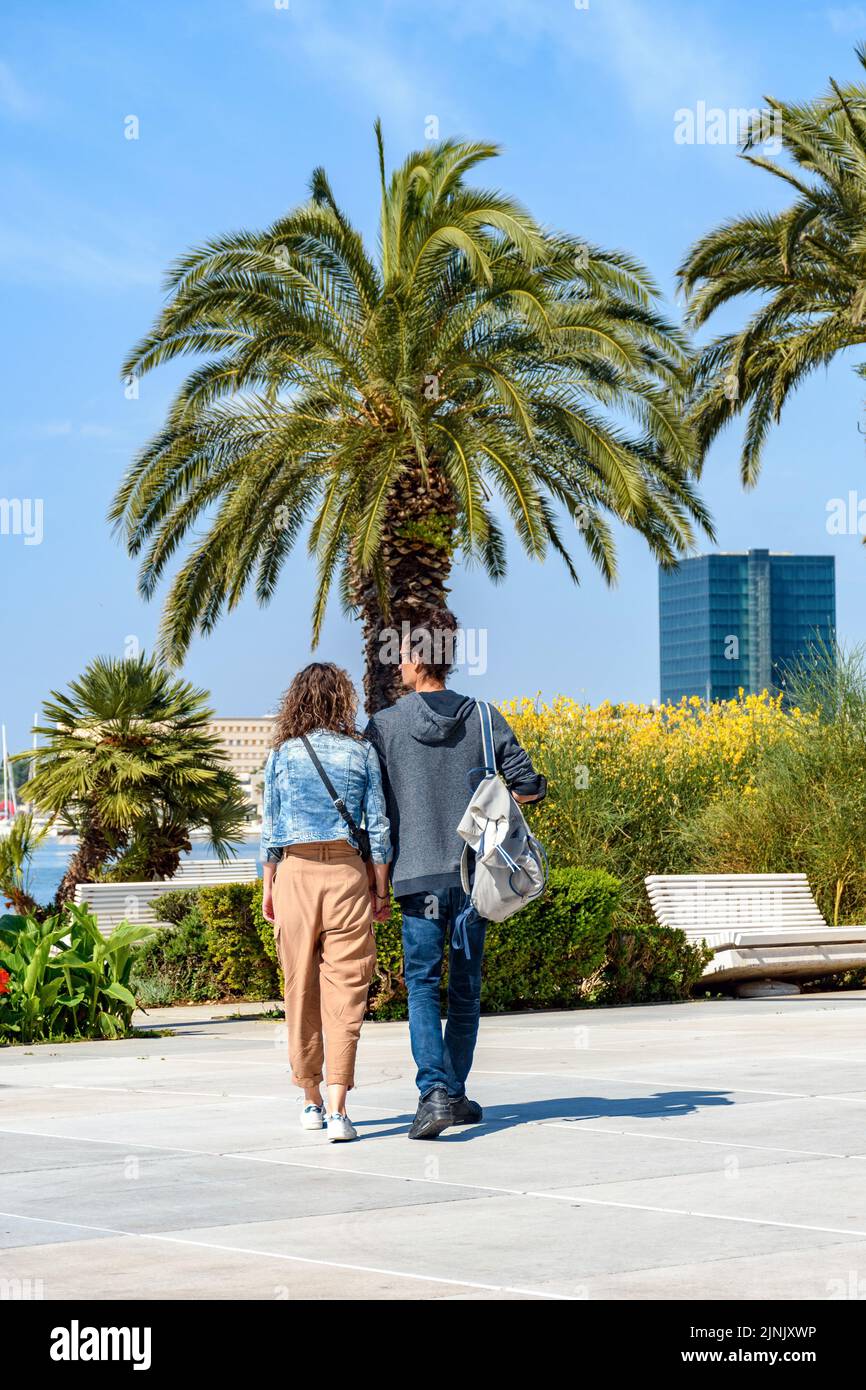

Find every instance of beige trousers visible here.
[273,840,376,1090]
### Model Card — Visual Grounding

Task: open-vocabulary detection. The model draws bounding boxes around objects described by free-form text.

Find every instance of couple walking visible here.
[260,607,546,1141]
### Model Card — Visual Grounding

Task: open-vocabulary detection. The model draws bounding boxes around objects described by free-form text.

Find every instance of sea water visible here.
[18,836,261,909]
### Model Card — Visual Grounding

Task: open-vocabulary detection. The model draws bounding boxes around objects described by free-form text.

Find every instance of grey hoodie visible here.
[364,691,546,899]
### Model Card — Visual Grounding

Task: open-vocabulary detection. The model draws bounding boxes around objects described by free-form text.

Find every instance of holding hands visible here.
[369,862,392,923]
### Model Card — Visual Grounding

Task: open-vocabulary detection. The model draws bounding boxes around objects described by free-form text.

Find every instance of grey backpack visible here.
[457,701,547,923]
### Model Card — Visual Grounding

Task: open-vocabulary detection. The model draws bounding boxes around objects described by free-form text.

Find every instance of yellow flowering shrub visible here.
[500,691,812,926]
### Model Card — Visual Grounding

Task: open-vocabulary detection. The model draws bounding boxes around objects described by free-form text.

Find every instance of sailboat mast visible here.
[1,724,8,821]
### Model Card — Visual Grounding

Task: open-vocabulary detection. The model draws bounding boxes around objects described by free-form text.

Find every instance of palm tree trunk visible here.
[55,817,115,906]
[108,821,191,882]
[5,885,39,917]
[354,465,456,713]
[144,826,190,880]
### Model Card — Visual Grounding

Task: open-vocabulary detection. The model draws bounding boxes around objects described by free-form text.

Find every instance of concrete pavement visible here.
[2,993,866,1300]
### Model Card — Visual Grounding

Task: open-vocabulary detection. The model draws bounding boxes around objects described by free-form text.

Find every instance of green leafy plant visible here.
[0,913,72,1043]
[0,811,52,917]
[0,905,156,1044]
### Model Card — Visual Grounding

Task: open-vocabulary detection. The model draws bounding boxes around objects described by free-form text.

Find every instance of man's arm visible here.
[363,716,386,776]
[489,706,547,803]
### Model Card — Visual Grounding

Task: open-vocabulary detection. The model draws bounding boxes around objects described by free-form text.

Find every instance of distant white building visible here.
[208,717,275,820]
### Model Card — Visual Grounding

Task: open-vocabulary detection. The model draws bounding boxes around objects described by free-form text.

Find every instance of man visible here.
[365,607,546,1139]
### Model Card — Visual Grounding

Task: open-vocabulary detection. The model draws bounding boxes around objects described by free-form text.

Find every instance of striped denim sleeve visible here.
[362,740,392,865]
[259,749,277,862]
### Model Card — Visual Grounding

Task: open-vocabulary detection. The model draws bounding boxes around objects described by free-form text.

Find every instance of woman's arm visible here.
[259,749,276,858]
[362,742,393,867]
[262,860,276,924]
[260,750,278,922]
[369,859,391,922]
[362,742,392,921]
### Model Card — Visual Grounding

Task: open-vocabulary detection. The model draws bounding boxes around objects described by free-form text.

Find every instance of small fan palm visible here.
[19,654,249,902]
[679,46,866,485]
[112,125,709,710]
[0,812,50,917]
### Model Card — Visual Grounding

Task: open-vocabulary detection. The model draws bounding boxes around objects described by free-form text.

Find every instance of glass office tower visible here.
[658,549,836,704]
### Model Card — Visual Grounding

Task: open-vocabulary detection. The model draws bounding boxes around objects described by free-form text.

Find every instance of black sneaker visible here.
[408,1086,452,1140]
[449,1095,483,1124]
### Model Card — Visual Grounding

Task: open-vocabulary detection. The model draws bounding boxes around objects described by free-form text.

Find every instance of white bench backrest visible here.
[73,859,260,935]
[645,873,827,942]
[168,859,259,882]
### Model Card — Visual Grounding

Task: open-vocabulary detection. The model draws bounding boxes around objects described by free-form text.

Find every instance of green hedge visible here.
[143,869,624,1014]
[602,924,712,1004]
[484,868,620,1009]
[356,867,624,1019]
[196,883,280,1000]
[132,870,708,1011]
[130,901,223,1007]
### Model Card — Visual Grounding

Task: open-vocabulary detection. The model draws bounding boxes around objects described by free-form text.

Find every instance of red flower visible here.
[0,969,10,996]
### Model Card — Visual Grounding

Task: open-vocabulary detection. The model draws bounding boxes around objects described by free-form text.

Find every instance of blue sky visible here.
[3,0,866,749]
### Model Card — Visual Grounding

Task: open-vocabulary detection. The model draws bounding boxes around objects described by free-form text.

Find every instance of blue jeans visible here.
[399,886,487,1100]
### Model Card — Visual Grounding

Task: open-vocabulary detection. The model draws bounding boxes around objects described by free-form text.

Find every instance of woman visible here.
[261,663,391,1142]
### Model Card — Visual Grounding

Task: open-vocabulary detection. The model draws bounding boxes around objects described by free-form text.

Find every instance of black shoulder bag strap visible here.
[300,735,371,861]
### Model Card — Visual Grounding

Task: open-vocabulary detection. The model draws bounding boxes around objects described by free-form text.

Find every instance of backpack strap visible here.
[300,734,364,842]
[459,842,473,896]
[477,700,496,777]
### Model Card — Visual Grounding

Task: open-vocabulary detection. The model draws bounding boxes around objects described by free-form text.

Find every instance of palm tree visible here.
[19,654,249,902]
[679,47,866,485]
[112,126,709,711]
[0,812,50,917]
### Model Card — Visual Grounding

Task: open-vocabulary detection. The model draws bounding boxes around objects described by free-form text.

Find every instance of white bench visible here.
[73,859,260,937]
[645,873,866,994]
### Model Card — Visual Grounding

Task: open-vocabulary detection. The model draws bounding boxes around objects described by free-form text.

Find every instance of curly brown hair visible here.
[272,663,361,745]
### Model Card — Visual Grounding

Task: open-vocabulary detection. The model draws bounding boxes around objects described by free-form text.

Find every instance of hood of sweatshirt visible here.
[404,691,478,745]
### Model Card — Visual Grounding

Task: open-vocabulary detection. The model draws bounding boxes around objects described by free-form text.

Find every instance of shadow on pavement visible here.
[353,1088,734,1141]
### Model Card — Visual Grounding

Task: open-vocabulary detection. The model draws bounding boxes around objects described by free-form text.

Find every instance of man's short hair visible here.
[405,607,460,683]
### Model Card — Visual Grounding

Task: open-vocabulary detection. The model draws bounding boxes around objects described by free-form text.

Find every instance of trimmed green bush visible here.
[367,900,406,1020]
[368,868,623,1017]
[196,883,279,1000]
[602,925,712,1004]
[130,908,223,1006]
[154,889,202,927]
[482,868,619,1011]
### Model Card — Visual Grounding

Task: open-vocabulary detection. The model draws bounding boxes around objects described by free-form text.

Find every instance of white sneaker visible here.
[300,1103,325,1131]
[326,1112,358,1142]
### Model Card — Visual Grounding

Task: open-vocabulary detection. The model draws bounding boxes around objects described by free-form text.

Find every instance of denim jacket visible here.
[259,731,392,866]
